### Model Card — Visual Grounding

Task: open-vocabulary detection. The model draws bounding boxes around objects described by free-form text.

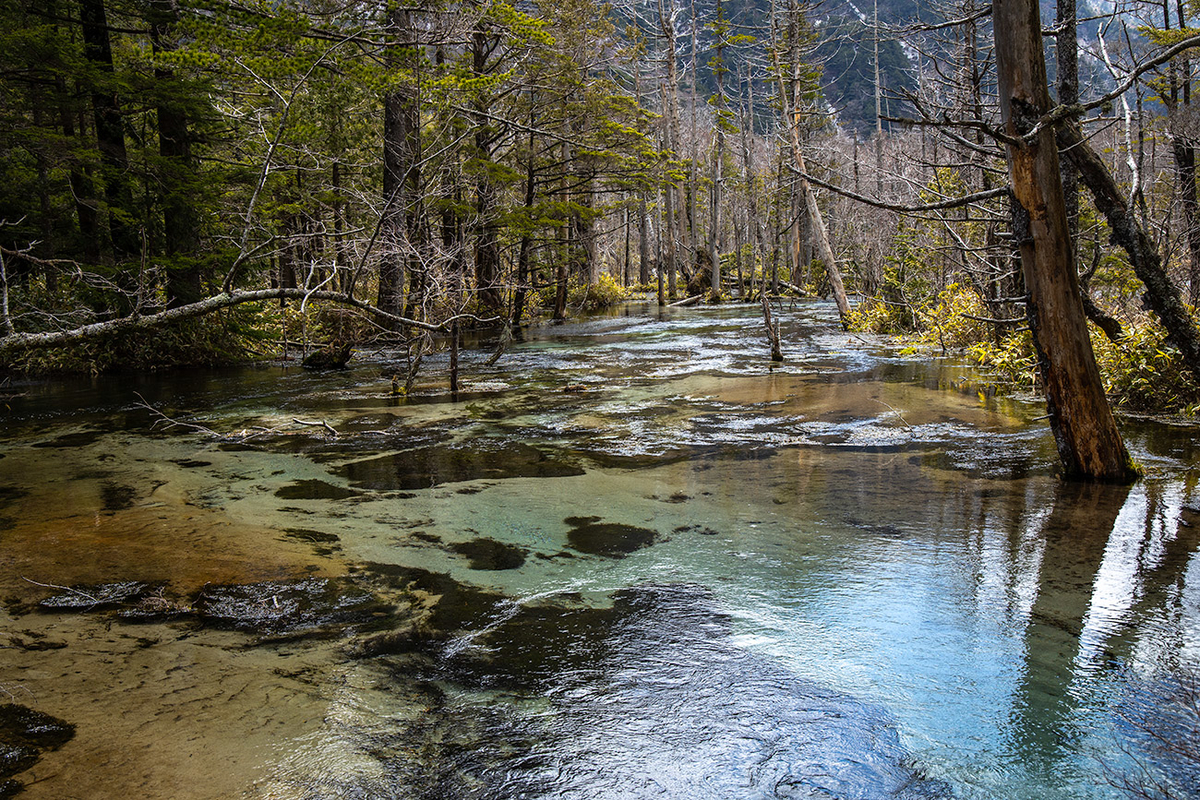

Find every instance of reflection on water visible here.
[1,300,1198,799]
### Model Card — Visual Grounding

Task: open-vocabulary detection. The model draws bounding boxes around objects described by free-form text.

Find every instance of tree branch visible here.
[0,288,458,353]
[784,164,1012,212]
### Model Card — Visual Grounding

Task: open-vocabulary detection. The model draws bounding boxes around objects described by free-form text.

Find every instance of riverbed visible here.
[1,300,1197,799]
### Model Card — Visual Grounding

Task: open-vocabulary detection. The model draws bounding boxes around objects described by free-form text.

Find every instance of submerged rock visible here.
[31,576,404,638]
[564,516,657,558]
[274,479,361,501]
[310,582,952,800]
[449,538,527,570]
[301,343,353,370]
[338,441,584,491]
[37,581,164,613]
[194,578,391,638]
[0,703,74,797]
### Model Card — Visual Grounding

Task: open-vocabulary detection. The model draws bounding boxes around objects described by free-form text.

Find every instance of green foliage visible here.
[967,320,1200,415]
[968,332,1039,390]
[845,296,899,334]
[915,284,992,350]
[535,273,628,313]
[1091,322,1200,415]
[849,283,991,349]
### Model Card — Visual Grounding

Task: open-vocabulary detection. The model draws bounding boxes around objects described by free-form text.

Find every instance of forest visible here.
[4,2,1200,797]
[3,0,1200,475]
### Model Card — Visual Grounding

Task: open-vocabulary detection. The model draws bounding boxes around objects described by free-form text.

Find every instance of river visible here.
[1,299,1197,799]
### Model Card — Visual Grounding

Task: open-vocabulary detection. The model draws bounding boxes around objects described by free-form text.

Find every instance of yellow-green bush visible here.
[536,273,629,313]
[846,296,902,334]
[850,283,991,346]
[916,284,992,350]
[968,331,1039,390]
[1091,322,1200,414]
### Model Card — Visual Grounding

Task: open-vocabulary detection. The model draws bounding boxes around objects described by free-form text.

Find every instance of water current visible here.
[1,300,1198,800]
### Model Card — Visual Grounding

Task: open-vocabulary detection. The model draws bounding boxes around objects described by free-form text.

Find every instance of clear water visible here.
[1,300,1198,800]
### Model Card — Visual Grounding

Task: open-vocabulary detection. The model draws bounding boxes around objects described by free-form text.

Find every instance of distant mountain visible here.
[619,0,1122,137]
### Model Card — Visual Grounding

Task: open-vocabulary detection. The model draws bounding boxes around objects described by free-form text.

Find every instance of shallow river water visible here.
[1,300,1198,800]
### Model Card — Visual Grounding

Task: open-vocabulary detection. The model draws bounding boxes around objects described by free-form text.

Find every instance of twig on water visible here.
[873,398,914,431]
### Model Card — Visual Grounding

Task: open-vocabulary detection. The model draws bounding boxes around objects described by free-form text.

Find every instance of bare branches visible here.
[1026,32,1200,142]
[134,392,341,442]
[784,164,1011,213]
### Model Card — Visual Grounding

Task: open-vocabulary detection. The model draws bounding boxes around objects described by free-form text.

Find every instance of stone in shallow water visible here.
[337,441,584,491]
[0,703,74,796]
[100,482,136,511]
[30,430,106,449]
[449,538,527,570]
[194,578,389,637]
[565,516,656,558]
[274,479,361,501]
[37,581,162,612]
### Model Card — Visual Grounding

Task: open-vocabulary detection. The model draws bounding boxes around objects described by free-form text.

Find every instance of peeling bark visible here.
[995,0,1135,482]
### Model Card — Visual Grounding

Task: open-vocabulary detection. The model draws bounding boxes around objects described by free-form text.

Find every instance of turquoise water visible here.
[1,300,1197,799]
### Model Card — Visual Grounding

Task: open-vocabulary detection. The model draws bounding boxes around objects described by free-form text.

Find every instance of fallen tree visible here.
[0,287,476,356]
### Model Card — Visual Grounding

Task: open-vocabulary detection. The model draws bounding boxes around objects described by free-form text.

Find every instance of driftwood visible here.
[0,286,500,354]
[668,294,703,308]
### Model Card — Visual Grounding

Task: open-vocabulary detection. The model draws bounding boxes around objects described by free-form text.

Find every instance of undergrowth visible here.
[851,283,1200,416]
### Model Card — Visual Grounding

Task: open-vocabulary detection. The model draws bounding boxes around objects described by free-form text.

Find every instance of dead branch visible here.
[785,164,1012,213]
[291,418,339,436]
[0,287,444,355]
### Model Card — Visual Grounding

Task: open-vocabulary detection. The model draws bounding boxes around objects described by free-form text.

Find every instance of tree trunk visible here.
[638,194,651,285]
[994,0,1135,482]
[149,1,202,307]
[709,1,726,300]
[472,27,503,313]
[742,65,766,295]
[79,0,136,260]
[1056,0,1078,266]
[378,7,422,324]
[773,0,850,320]
[1061,123,1200,385]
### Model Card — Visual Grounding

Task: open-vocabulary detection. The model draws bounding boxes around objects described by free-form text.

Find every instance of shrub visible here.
[1092,321,1200,414]
[535,273,629,313]
[916,284,993,350]
[968,331,1039,390]
[3,308,267,374]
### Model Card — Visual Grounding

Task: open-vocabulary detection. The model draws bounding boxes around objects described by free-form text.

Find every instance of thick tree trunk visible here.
[378,8,422,324]
[79,0,136,260]
[994,0,1135,482]
[55,75,100,263]
[149,1,202,307]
